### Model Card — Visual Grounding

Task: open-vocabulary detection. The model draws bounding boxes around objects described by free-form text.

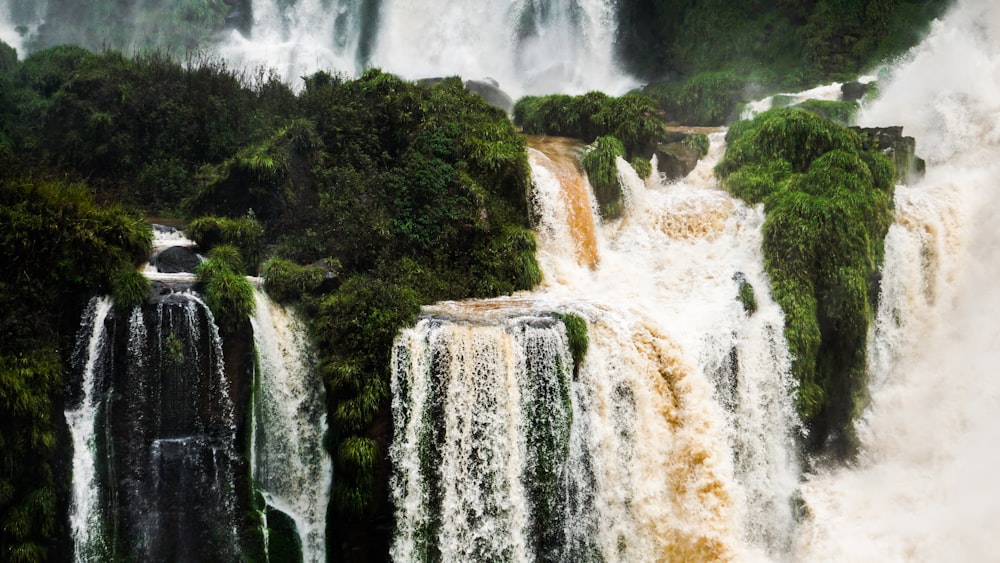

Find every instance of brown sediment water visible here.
[526,135,601,269]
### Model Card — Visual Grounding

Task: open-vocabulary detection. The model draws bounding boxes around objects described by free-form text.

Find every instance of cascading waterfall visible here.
[219,0,634,95]
[369,0,632,95]
[65,287,244,560]
[390,131,800,561]
[795,0,1000,558]
[0,0,634,96]
[250,288,332,563]
[66,296,114,561]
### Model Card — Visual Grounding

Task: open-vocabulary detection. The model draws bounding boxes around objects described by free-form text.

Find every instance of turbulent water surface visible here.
[11,0,1000,559]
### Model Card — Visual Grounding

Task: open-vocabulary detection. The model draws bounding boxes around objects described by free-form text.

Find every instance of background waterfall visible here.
[795,0,1000,559]
[0,0,633,95]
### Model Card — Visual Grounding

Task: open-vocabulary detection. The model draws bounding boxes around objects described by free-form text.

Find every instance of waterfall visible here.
[369,0,632,96]
[65,289,244,560]
[795,0,1000,559]
[250,288,332,563]
[391,131,800,560]
[0,0,633,96]
[66,296,114,561]
[218,0,635,95]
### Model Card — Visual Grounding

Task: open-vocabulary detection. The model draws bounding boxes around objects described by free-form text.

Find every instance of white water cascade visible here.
[217,0,634,96]
[250,289,332,563]
[66,296,114,562]
[795,0,1000,559]
[390,132,801,561]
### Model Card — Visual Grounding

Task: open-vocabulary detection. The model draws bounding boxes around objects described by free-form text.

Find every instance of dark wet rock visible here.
[153,246,202,273]
[841,81,870,102]
[853,125,926,185]
[654,142,701,180]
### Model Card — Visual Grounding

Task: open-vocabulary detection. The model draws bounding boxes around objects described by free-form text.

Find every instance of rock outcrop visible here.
[853,125,926,185]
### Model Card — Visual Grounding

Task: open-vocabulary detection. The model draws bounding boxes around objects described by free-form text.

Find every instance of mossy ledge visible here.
[716,108,895,457]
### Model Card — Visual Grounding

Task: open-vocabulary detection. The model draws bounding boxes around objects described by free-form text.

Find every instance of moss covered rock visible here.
[716,108,895,456]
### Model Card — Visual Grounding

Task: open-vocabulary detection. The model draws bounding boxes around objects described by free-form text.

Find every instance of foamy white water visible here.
[796,0,1000,559]
[391,130,800,560]
[250,289,332,563]
[216,0,635,95]
[66,297,114,562]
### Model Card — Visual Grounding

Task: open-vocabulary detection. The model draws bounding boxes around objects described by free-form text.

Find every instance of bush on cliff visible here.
[716,108,894,455]
[0,177,151,560]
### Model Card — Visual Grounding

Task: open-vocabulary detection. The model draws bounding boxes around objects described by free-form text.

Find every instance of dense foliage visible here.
[620,0,952,124]
[716,108,895,455]
[0,178,151,562]
[0,42,537,558]
[513,92,664,218]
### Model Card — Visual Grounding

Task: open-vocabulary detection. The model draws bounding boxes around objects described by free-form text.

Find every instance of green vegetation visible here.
[735,275,758,316]
[555,313,589,374]
[792,99,861,125]
[0,177,151,561]
[196,246,255,334]
[716,108,894,455]
[111,265,150,310]
[261,258,326,303]
[620,0,951,124]
[187,216,265,273]
[513,91,665,157]
[581,136,627,220]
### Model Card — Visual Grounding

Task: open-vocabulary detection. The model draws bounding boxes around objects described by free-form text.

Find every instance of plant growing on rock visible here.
[581,136,627,220]
[716,108,894,456]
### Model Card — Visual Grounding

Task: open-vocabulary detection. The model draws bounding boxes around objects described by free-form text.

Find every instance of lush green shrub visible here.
[187,216,264,273]
[581,136,627,220]
[111,265,150,310]
[196,249,255,334]
[792,99,860,125]
[716,108,894,455]
[261,258,325,302]
[736,276,758,316]
[630,156,652,180]
[641,71,747,126]
[556,313,588,372]
[684,133,711,157]
[513,92,664,156]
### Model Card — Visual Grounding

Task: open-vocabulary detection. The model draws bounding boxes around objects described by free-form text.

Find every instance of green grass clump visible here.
[581,136,627,220]
[196,247,255,334]
[513,92,665,156]
[792,99,860,125]
[735,275,758,316]
[716,108,894,455]
[630,156,653,180]
[556,313,589,373]
[261,258,326,303]
[111,265,150,310]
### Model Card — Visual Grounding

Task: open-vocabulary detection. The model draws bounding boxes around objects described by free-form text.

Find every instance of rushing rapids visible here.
[390,133,801,561]
[795,0,1000,558]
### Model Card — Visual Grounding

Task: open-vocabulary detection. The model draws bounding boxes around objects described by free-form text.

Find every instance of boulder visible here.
[852,126,926,185]
[464,79,514,113]
[655,142,701,180]
[310,258,342,293]
[153,245,202,273]
[841,81,870,102]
